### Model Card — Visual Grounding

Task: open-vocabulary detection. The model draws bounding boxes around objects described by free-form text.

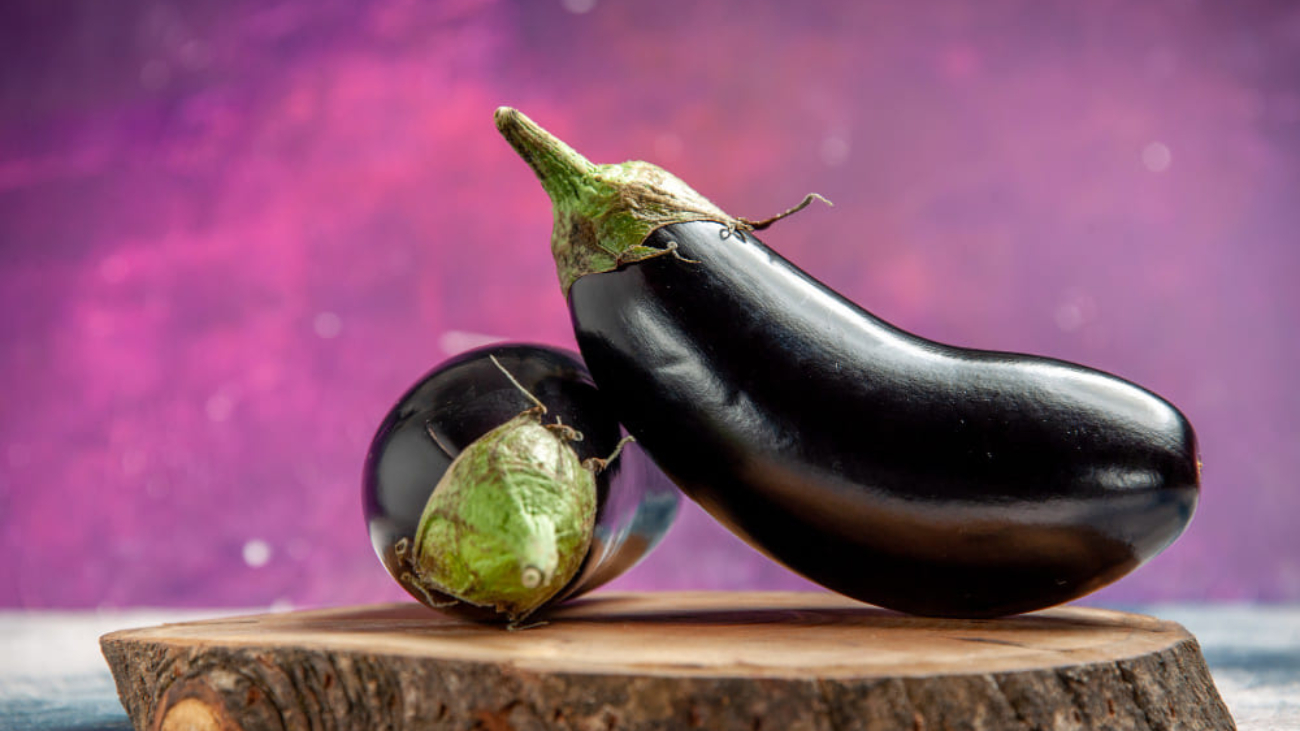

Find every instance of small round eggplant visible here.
[362,343,679,622]
[496,107,1200,618]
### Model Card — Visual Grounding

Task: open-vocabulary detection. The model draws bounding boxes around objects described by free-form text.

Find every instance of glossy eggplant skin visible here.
[362,343,678,619]
[569,221,1199,618]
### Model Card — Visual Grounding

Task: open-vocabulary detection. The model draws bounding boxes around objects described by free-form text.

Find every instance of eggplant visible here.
[362,343,679,622]
[496,107,1200,618]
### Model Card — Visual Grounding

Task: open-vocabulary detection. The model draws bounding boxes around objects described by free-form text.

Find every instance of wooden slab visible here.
[100,591,1234,731]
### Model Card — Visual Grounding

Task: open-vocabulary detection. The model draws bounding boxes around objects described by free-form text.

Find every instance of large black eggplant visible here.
[496,107,1200,618]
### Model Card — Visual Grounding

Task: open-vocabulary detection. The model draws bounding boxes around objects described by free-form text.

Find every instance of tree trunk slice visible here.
[100,591,1234,731]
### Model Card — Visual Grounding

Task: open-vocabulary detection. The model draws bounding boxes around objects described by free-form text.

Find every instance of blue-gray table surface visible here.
[1,603,1296,731]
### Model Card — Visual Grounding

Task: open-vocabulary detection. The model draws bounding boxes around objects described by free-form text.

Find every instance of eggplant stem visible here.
[738,192,833,232]
[490,354,548,414]
[584,434,636,473]
[663,240,701,265]
[545,419,584,443]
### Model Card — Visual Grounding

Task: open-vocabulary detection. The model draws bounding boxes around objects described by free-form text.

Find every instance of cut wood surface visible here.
[100,591,1234,731]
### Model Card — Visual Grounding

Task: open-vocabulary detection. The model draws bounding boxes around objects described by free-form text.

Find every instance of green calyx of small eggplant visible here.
[495,106,740,295]
[406,411,597,623]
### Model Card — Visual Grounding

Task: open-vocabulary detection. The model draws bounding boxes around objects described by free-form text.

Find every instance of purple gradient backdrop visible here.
[1,0,1298,609]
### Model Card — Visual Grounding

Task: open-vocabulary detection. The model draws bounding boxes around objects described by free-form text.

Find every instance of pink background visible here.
[2,0,1298,609]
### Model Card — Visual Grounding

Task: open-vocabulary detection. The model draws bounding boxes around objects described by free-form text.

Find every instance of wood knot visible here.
[159,698,237,731]
[153,672,281,731]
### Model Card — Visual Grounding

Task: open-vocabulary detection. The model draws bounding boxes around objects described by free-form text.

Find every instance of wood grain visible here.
[100,591,1234,730]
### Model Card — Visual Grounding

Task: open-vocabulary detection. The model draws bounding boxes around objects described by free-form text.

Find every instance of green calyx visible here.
[408,411,597,622]
[495,106,740,295]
